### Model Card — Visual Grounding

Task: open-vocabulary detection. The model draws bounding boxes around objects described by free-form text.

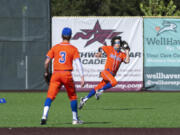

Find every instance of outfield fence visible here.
[0,1,180,91]
[0,0,50,90]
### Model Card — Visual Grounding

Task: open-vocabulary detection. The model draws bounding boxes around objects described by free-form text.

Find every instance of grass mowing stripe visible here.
[0,92,180,127]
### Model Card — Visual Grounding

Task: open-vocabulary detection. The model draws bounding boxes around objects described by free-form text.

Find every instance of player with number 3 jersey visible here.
[41,27,85,125]
[47,43,80,71]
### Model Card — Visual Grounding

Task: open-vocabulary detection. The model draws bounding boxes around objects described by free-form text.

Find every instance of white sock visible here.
[42,106,49,119]
[98,89,104,92]
[72,111,78,120]
[83,97,88,102]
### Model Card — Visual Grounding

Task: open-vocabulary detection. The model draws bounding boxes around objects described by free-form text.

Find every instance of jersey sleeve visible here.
[122,53,127,62]
[73,58,84,77]
[102,46,110,55]
[46,48,54,59]
[73,48,80,60]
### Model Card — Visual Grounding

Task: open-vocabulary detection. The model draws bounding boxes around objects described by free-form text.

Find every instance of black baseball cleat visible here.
[40,119,47,125]
[95,89,104,100]
[78,97,86,110]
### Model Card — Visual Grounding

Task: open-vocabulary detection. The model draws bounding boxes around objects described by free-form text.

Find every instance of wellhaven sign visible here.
[144,18,180,90]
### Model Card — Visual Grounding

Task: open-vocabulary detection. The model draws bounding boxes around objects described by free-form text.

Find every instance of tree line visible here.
[51,0,180,16]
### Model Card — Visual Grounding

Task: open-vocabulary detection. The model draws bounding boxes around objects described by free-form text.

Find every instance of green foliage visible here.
[51,0,84,16]
[51,0,180,16]
[51,0,143,16]
[140,0,180,16]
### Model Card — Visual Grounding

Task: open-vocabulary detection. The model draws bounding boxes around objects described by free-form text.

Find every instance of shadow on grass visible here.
[103,107,154,111]
[82,107,154,111]
[84,121,111,125]
[61,121,111,125]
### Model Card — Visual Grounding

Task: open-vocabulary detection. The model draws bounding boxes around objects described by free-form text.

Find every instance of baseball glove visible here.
[121,41,130,51]
[44,72,52,85]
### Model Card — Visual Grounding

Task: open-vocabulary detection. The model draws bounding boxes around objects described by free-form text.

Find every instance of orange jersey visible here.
[46,42,80,71]
[102,46,126,74]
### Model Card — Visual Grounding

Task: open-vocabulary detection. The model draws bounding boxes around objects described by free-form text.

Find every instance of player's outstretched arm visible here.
[80,76,85,88]
[124,49,130,64]
[74,58,85,87]
[95,47,103,58]
[121,41,130,64]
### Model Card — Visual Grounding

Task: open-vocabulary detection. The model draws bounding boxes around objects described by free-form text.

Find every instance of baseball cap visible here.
[62,27,72,36]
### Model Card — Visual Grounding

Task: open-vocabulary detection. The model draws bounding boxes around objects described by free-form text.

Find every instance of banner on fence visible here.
[144,18,180,90]
[52,17,143,91]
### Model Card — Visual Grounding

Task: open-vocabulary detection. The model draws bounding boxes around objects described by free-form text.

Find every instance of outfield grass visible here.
[0,92,180,128]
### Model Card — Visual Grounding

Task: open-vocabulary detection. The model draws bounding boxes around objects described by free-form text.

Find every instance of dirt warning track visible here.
[1,128,180,135]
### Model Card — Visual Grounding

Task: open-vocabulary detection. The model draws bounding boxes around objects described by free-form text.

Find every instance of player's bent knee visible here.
[111,80,118,87]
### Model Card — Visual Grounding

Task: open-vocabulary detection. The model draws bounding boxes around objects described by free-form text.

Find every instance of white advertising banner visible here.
[52,17,143,91]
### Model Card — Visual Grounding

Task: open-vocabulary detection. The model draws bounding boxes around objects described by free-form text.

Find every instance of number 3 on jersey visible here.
[59,51,66,63]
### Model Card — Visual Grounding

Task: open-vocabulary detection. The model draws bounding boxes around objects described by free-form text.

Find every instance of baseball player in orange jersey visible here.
[41,27,85,125]
[78,36,130,109]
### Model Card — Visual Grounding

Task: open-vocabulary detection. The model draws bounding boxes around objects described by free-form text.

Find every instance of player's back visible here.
[49,42,80,71]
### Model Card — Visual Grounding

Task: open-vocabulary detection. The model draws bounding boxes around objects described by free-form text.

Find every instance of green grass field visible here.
[0,91,180,128]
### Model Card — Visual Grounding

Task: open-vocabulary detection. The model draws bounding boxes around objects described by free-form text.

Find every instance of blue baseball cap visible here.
[62,27,72,36]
